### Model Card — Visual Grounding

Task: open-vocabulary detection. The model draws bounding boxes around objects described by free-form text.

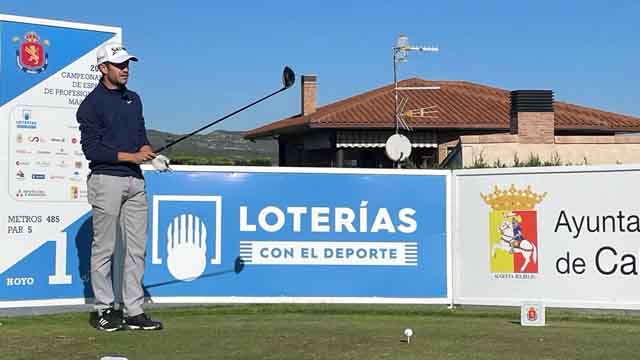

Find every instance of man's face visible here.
[99,60,130,88]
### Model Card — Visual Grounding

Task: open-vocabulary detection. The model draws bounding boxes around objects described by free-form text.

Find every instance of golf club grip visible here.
[155,86,287,153]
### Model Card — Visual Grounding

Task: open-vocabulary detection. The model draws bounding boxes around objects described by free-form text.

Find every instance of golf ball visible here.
[404,328,413,337]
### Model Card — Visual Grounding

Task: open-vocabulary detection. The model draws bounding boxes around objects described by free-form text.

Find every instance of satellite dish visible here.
[385,134,412,162]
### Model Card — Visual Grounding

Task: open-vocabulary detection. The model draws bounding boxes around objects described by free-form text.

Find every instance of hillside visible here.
[147,129,277,164]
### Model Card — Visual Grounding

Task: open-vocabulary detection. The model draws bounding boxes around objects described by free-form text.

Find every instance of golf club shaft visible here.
[155,86,288,153]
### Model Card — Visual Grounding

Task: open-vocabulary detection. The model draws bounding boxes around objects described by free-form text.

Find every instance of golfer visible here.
[77,42,162,331]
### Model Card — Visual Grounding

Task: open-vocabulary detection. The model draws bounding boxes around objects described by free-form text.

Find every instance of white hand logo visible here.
[166,214,207,281]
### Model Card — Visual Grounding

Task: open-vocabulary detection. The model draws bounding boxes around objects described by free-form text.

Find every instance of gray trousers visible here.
[87,174,148,317]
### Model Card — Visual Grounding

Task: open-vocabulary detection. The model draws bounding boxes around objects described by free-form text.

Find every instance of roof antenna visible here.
[397,96,412,131]
[386,34,439,168]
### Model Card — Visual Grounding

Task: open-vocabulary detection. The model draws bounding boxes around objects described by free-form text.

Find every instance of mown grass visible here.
[2,304,640,360]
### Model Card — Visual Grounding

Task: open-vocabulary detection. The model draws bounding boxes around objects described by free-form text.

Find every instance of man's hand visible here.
[138,145,156,161]
[117,147,156,164]
[139,145,154,153]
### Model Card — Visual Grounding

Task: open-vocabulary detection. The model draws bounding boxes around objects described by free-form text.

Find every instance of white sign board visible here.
[453,165,640,309]
[0,14,120,301]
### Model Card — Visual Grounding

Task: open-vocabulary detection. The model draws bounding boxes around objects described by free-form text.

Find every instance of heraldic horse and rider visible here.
[481,184,546,273]
[492,212,537,272]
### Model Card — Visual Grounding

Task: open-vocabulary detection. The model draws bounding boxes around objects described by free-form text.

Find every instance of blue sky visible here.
[1,1,638,133]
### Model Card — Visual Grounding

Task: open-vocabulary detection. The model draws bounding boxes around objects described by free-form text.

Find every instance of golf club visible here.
[143,256,245,290]
[154,66,295,154]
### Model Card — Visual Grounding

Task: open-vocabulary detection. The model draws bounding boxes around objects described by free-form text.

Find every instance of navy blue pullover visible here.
[77,82,150,178]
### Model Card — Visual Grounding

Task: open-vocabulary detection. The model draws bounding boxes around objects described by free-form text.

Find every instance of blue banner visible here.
[142,169,448,300]
[1,168,449,304]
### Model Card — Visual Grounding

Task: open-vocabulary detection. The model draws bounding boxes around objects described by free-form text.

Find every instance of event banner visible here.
[0,14,119,306]
[142,168,449,302]
[1,166,449,306]
[453,166,640,309]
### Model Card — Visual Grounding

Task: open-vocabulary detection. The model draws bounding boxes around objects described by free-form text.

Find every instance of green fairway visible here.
[2,304,640,360]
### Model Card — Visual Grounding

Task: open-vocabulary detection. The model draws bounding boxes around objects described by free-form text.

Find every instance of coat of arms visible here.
[481,185,546,273]
[13,32,50,74]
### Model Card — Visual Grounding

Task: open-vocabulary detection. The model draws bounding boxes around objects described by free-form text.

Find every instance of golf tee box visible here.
[521,303,545,326]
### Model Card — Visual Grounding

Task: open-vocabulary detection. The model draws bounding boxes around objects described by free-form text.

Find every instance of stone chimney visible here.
[301,75,317,116]
[510,90,555,144]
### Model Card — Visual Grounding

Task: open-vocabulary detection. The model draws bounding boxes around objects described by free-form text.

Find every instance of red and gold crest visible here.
[481,185,546,274]
[13,32,50,74]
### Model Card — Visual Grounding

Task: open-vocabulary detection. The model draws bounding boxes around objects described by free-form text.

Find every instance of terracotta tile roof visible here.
[245,78,640,139]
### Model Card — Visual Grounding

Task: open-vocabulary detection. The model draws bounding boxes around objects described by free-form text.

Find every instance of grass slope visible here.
[146,129,276,161]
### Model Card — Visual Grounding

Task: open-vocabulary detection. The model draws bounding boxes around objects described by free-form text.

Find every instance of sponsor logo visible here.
[16,120,37,129]
[481,185,546,274]
[16,170,25,180]
[31,173,46,180]
[28,136,44,143]
[70,185,80,200]
[74,161,83,169]
[16,149,32,155]
[50,137,65,143]
[16,110,37,129]
[111,46,126,56]
[69,170,83,182]
[74,150,84,156]
[16,134,24,143]
[16,189,47,198]
[16,115,38,129]
[36,150,51,155]
[12,31,49,74]
[152,196,223,281]
[49,175,65,180]
[35,160,51,167]
[71,138,79,144]
[55,148,69,156]
[15,161,30,166]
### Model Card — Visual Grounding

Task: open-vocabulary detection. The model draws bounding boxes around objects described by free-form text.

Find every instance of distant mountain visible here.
[147,129,277,161]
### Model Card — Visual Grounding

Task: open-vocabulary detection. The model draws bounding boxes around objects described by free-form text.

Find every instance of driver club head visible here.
[234,256,245,274]
[282,66,295,89]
